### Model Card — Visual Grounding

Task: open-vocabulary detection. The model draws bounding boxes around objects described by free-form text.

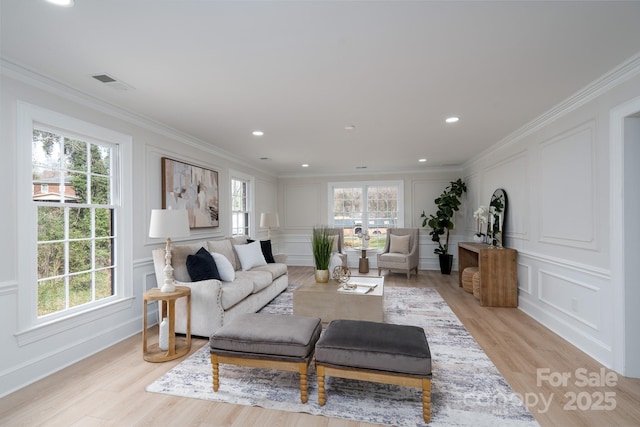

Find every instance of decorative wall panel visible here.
[538,122,596,249]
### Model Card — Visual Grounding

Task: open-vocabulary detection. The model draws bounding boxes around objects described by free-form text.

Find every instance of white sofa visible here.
[152,236,288,337]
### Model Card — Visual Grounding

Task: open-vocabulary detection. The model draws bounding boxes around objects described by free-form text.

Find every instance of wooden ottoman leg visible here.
[211,355,220,392]
[298,362,309,403]
[422,378,431,423]
[317,365,326,406]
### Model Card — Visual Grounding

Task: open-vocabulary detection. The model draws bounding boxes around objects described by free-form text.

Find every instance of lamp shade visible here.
[260,212,279,228]
[149,209,191,239]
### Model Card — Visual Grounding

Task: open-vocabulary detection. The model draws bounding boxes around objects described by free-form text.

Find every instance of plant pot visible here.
[438,254,454,275]
[315,269,330,283]
[473,234,484,243]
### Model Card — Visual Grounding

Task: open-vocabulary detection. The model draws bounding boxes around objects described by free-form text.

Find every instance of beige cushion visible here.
[252,263,288,280]
[168,242,208,282]
[389,233,410,254]
[331,235,339,252]
[236,270,273,293]
[219,279,254,309]
[207,239,237,270]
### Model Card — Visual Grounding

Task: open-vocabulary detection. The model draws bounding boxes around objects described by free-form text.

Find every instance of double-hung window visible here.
[18,103,132,333]
[230,173,253,236]
[329,181,403,249]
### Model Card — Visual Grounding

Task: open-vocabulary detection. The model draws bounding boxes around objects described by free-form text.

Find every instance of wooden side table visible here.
[458,242,518,307]
[142,285,191,362]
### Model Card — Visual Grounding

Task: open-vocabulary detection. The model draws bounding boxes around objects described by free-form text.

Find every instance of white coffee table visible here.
[293,275,384,324]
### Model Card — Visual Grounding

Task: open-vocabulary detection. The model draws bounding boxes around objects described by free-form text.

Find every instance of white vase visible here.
[473,234,484,243]
[159,317,169,351]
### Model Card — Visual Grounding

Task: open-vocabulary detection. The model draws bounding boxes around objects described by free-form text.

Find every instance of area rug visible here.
[146,283,538,427]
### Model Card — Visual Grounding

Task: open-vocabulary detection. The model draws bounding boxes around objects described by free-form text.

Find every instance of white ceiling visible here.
[2,1,640,176]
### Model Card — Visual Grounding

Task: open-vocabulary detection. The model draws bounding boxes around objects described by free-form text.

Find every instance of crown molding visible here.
[0,57,277,178]
[463,51,640,168]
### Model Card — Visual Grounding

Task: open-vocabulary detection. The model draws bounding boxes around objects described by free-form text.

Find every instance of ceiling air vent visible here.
[91,73,134,91]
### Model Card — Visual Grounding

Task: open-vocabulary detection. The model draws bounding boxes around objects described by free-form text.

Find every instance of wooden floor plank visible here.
[1,266,639,426]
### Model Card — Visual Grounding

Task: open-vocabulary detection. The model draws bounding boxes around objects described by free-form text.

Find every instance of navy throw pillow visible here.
[247,239,276,263]
[186,247,221,281]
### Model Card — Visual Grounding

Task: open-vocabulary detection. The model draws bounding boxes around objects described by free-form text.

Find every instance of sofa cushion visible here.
[234,241,267,271]
[169,242,209,282]
[389,233,410,254]
[207,239,237,270]
[229,236,249,268]
[186,247,221,281]
[211,252,235,282]
[236,270,273,293]
[251,263,288,280]
[247,239,276,263]
[219,279,254,309]
[378,252,409,264]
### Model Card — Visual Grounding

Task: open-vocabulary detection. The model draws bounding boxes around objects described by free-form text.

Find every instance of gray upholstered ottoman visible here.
[209,313,322,403]
[315,319,432,422]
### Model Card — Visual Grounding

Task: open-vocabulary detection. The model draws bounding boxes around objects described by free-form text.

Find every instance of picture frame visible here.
[162,157,219,228]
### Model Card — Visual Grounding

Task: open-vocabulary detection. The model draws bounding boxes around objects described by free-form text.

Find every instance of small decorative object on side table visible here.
[142,285,191,362]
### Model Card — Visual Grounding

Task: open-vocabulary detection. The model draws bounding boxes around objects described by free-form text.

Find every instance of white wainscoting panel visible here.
[538,121,597,249]
[283,182,322,229]
[483,151,529,241]
[538,269,600,330]
[517,250,613,367]
[517,263,532,295]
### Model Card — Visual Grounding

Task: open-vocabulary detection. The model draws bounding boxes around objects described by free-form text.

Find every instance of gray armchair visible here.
[326,228,348,267]
[377,228,419,279]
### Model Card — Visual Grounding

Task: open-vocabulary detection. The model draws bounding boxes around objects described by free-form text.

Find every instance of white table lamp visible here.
[149,208,190,292]
[260,212,279,239]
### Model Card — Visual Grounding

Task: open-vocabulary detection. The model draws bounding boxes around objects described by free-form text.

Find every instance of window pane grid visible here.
[231,178,250,236]
[32,126,116,318]
[332,184,400,249]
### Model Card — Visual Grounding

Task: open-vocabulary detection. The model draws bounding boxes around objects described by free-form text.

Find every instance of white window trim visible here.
[15,102,133,344]
[327,180,405,228]
[229,169,255,237]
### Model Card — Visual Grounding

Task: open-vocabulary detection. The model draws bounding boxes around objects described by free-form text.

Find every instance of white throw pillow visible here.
[389,233,410,254]
[211,252,235,282]
[234,241,267,271]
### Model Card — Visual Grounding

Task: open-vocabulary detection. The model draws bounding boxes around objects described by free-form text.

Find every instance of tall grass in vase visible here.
[312,225,335,283]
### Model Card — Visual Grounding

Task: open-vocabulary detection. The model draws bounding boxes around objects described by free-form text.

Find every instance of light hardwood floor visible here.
[1,266,639,426]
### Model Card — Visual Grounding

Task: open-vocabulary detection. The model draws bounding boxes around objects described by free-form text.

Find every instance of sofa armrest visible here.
[173,278,224,337]
[273,253,287,264]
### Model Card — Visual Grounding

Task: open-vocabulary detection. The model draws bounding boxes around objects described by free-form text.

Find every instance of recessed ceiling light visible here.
[46,0,74,6]
[344,125,356,131]
[356,166,367,169]
[419,158,427,163]
[259,157,271,161]
[301,164,309,168]
[252,130,264,136]
[445,117,460,123]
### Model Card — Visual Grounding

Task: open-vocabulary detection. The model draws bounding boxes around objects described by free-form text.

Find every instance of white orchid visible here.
[473,205,489,236]
[473,205,488,223]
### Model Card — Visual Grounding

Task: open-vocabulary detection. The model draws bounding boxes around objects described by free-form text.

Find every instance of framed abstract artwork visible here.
[162,157,219,228]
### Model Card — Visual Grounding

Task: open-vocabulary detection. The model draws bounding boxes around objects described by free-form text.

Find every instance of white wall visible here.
[0,63,278,397]
[463,56,640,372]
[276,171,468,270]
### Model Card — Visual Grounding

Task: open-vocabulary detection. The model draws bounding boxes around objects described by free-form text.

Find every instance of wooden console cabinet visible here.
[458,242,518,307]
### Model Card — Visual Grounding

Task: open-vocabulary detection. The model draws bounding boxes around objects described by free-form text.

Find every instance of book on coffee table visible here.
[337,283,378,294]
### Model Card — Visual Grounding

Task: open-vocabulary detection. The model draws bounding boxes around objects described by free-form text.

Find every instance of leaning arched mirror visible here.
[487,189,508,247]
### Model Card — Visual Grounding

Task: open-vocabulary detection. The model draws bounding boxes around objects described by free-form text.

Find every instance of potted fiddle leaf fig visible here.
[312,225,335,283]
[421,178,467,274]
